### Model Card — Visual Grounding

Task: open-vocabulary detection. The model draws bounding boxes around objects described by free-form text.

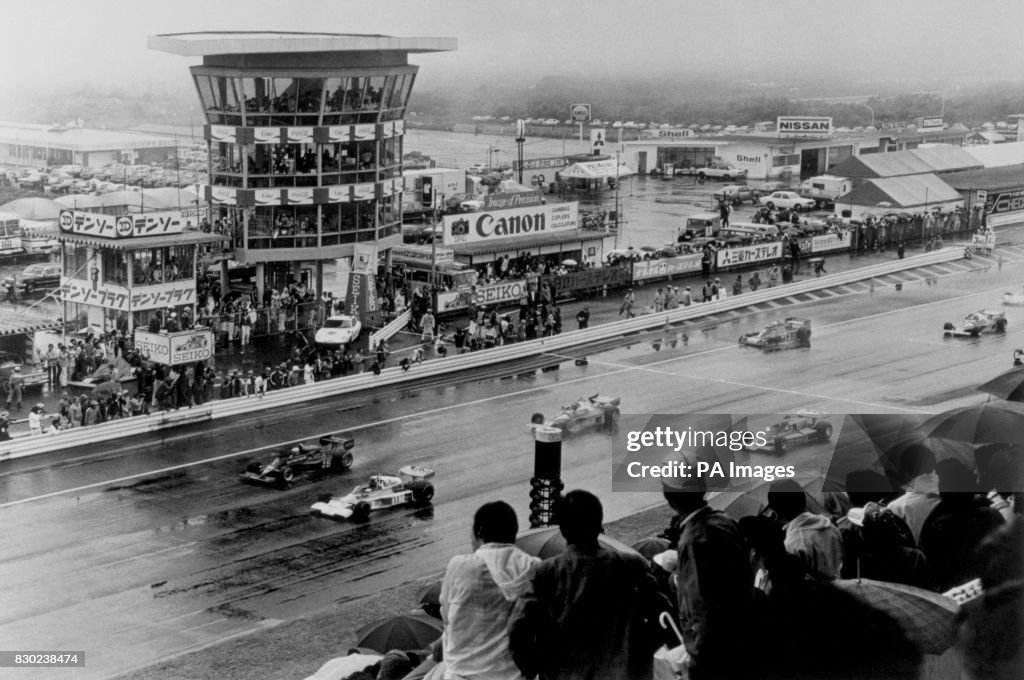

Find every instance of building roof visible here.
[963,140,1024,168]
[128,124,204,140]
[560,160,634,180]
[450,230,605,256]
[836,174,963,209]
[941,164,1024,191]
[0,197,64,220]
[829,145,982,179]
[0,305,63,337]
[58,231,229,250]
[0,122,175,153]
[148,31,456,57]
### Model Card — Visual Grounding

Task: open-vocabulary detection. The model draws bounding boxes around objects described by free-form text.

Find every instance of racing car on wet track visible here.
[240,434,355,487]
[943,310,1007,337]
[530,394,621,435]
[751,411,834,454]
[310,465,435,521]
[739,318,812,350]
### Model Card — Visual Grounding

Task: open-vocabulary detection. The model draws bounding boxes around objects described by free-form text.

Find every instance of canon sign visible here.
[777,116,833,136]
[442,203,578,245]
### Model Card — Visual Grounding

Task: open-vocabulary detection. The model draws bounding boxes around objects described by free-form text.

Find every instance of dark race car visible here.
[739,317,812,350]
[752,412,834,454]
[240,434,355,487]
[943,310,1007,338]
[530,394,621,436]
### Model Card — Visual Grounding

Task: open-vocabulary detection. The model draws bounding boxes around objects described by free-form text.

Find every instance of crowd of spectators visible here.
[324,442,1022,680]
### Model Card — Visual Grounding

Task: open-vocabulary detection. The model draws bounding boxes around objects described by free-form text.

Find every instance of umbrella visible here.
[417,581,442,619]
[354,614,442,653]
[876,201,895,208]
[707,475,827,521]
[977,367,1024,402]
[561,259,579,267]
[834,578,959,654]
[630,536,670,562]
[922,403,1024,445]
[515,526,639,559]
[91,380,121,397]
[76,325,105,336]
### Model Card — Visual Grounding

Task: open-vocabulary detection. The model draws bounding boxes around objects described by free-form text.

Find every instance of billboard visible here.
[570,103,591,122]
[631,254,703,281]
[60,210,188,239]
[436,279,530,313]
[345,271,383,328]
[442,203,579,245]
[716,242,783,268]
[134,329,214,365]
[777,116,833,137]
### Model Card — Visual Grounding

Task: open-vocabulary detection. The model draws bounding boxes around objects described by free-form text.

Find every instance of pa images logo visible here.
[449,218,470,242]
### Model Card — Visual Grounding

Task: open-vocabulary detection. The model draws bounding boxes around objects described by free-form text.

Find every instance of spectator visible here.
[919,459,1004,592]
[662,469,755,679]
[887,443,942,544]
[28,403,44,435]
[509,490,670,680]
[619,289,635,318]
[732,275,743,296]
[575,306,590,330]
[768,479,843,581]
[5,366,24,410]
[440,501,539,680]
[421,308,436,342]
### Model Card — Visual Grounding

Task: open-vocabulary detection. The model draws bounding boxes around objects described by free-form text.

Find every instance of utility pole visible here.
[516,119,526,185]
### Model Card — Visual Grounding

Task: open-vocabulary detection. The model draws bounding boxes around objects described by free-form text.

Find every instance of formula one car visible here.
[530,394,621,435]
[240,435,355,487]
[739,318,812,350]
[752,411,834,454]
[943,310,1007,338]
[310,465,435,521]
[1002,287,1024,306]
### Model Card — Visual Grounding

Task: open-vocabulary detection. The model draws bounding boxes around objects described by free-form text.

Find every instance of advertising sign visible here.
[284,188,314,205]
[539,266,632,295]
[59,278,131,311]
[810,231,853,253]
[353,244,378,273]
[286,127,314,144]
[59,209,117,238]
[353,183,376,200]
[253,127,282,144]
[590,129,607,152]
[254,189,281,207]
[209,125,236,143]
[777,116,833,137]
[327,185,351,203]
[436,279,528,312]
[345,271,383,327]
[483,192,545,210]
[209,186,237,205]
[326,126,351,143]
[985,188,1024,215]
[442,202,579,245]
[60,209,188,239]
[972,233,997,251]
[631,254,703,281]
[352,124,375,141]
[570,103,592,122]
[642,128,695,139]
[716,242,782,268]
[918,116,945,129]
[129,281,197,311]
[133,329,214,365]
[391,245,454,265]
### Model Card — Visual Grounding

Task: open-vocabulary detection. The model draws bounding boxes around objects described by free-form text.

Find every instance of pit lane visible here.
[2,256,1023,679]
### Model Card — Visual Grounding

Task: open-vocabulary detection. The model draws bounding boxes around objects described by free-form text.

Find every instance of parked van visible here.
[680,212,721,240]
[720,222,780,241]
[798,175,852,209]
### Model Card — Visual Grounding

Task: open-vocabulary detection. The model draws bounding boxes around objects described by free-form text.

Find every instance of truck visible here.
[402,168,467,222]
[696,161,747,181]
[797,175,852,209]
[679,212,722,240]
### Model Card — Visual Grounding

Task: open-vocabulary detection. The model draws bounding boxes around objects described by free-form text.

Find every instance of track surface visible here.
[2,250,1023,679]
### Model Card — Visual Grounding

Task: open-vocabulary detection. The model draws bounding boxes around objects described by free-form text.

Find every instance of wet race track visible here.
[4,247,1024,677]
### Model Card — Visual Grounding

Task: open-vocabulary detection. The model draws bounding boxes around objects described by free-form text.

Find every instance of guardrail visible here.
[0,249,963,461]
[369,309,412,349]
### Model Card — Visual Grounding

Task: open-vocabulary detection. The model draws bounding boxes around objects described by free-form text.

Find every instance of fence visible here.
[0,248,964,461]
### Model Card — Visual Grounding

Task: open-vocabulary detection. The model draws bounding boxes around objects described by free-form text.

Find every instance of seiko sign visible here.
[442,203,578,245]
[777,116,833,136]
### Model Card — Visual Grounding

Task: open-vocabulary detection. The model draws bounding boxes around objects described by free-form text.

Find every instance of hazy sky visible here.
[3,0,1023,94]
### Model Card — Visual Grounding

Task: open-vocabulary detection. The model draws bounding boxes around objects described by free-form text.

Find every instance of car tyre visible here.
[530,413,545,425]
[698,172,706,180]
[23,283,33,294]
[996,318,1008,333]
[815,422,834,442]
[352,501,372,523]
[411,482,435,505]
[279,465,295,484]
[332,451,354,472]
[766,201,775,210]
[774,437,787,454]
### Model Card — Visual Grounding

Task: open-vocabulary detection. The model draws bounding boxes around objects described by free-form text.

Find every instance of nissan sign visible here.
[777,116,833,137]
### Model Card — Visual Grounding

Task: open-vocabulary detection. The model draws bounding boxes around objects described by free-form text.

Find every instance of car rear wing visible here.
[320,434,355,450]
[589,394,621,408]
[784,317,811,329]
[399,465,435,481]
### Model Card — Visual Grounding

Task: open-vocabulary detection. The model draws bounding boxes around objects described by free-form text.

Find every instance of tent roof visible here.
[830,146,982,179]
[560,159,635,180]
[836,174,963,208]
[963,140,1024,168]
[55,194,103,209]
[942,164,1024,191]
[97,191,172,209]
[0,197,64,220]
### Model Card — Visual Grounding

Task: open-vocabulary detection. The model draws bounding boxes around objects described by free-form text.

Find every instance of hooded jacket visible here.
[784,511,844,580]
[441,543,539,680]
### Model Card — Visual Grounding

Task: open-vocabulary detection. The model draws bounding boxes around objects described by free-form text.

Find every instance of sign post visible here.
[570,103,591,151]
[516,119,526,185]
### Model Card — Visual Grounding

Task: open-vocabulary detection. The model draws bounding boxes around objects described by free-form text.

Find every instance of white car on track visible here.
[314,314,362,347]
[310,466,435,521]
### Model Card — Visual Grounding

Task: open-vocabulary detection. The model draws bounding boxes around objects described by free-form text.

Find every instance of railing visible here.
[369,309,412,349]
[0,248,963,461]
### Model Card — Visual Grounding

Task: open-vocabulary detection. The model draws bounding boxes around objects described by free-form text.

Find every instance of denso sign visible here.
[442,203,578,245]
[777,116,833,136]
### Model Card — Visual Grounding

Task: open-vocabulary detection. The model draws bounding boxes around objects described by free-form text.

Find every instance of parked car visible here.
[763,191,817,212]
[713,184,761,205]
[4,263,63,296]
[697,162,747,181]
[0,352,48,395]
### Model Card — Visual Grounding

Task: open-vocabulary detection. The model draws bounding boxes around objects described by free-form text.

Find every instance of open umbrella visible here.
[561,258,579,267]
[922,403,1024,445]
[707,475,827,521]
[630,536,670,562]
[834,578,959,654]
[417,581,442,619]
[977,367,1024,402]
[515,526,639,559]
[354,614,442,653]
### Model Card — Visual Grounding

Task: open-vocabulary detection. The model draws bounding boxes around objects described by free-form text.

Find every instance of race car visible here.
[240,434,355,487]
[751,411,834,454]
[943,310,1007,337]
[1002,286,1024,306]
[310,465,435,521]
[739,318,812,350]
[530,394,621,435]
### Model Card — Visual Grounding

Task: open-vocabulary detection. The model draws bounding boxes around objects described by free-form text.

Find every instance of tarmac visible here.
[3,239,947,438]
